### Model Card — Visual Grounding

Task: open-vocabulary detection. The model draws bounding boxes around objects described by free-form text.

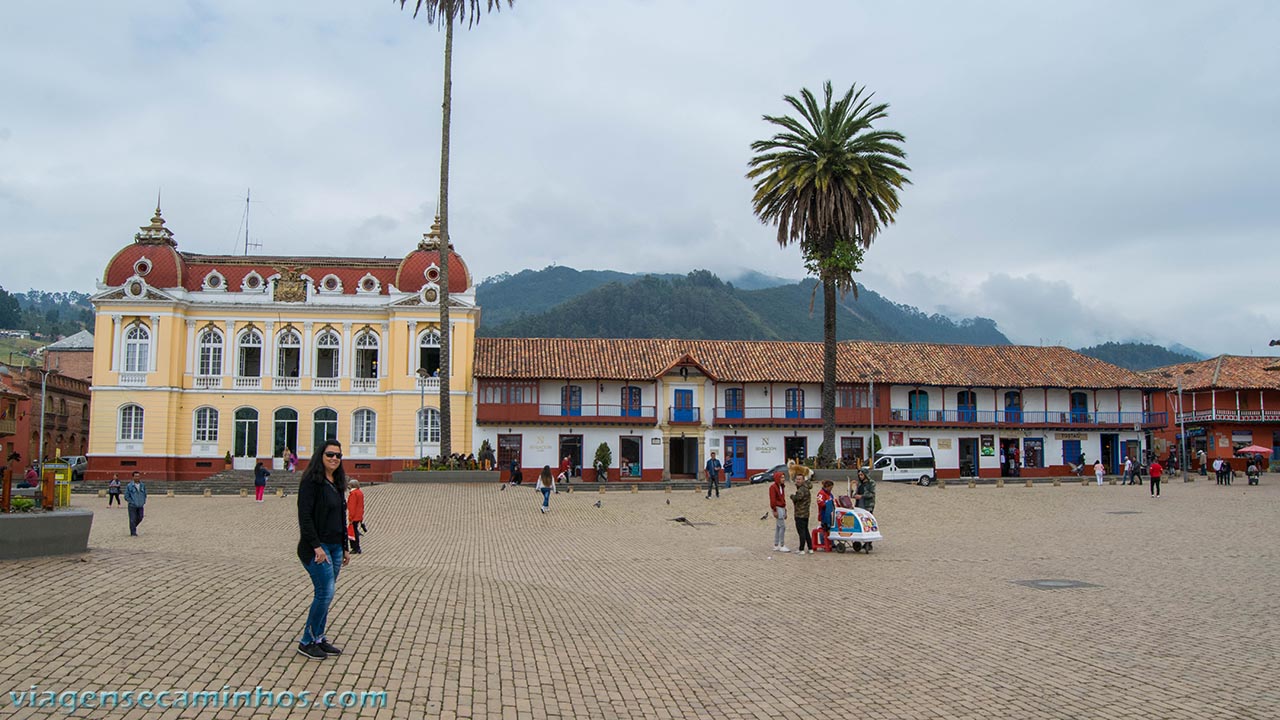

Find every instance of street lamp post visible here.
[416,368,430,465]
[36,368,59,510]
[861,371,882,466]
[1163,369,1193,481]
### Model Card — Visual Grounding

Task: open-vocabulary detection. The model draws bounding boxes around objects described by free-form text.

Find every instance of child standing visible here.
[347,479,365,554]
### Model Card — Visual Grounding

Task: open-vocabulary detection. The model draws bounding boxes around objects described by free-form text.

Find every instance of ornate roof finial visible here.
[419,215,448,251]
[134,199,177,247]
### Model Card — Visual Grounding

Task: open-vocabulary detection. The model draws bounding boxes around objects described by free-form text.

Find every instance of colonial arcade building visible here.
[474,338,1167,481]
[86,207,476,481]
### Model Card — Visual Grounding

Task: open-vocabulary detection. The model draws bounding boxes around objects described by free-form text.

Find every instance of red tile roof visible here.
[476,338,1166,389]
[1144,355,1280,391]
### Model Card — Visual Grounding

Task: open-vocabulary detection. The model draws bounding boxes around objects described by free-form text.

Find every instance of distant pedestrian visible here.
[295,441,350,661]
[790,473,812,554]
[557,455,571,493]
[769,471,789,553]
[347,479,365,554]
[1149,459,1163,498]
[1213,457,1224,485]
[124,471,146,536]
[1197,449,1207,476]
[1223,458,1233,485]
[854,469,877,514]
[281,447,294,473]
[536,466,556,513]
[107,473,122,506]
[509,455,523,486]
[1093,460,1105,486]
[1122,457,1133,485]
[254,461,270,502]
[705,451,722,499]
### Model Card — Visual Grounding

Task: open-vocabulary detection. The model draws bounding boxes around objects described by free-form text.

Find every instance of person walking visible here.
[790,472,812,554]
[254,461,270,502]
[1223,458,1233,485]
[854,469,877,514]
[347,479,365,554]
[557,455,571,493]
[107,473,122,507]
[769,471,789,553]
[1149,458,1163,498]
[1122,457,1133,485]
[704,451,722,499]
[535,465,556,513]
[124,471,146,536]
[1213,457,1223,485]
[296,441,351,661]
[1197,448,1207,476]
[1093,459,1105,486]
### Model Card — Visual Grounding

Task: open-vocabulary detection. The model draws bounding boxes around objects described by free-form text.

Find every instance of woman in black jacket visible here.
[296,440,350,660]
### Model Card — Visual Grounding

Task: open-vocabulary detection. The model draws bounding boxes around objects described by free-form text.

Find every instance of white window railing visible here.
[274,377,300,391]
[417,376,441,392]
[194,376,223,389]
[120,372,147,386]
[234,376,262,390]
[352,378,380,392]
[313,377,340,391]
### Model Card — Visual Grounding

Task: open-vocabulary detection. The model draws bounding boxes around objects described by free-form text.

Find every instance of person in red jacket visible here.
[557,455,571,494]
[1148,459,1163,498]
[347,479,366,554]
[769,471,789,552]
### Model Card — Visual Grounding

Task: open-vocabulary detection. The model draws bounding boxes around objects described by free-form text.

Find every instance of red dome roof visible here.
[104,242,185,289]
[396,246,471,294]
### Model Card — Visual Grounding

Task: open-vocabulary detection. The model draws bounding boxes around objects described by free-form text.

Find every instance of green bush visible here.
[9,497,35,513]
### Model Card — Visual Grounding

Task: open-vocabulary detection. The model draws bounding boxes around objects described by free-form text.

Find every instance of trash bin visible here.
[42,463,71,508]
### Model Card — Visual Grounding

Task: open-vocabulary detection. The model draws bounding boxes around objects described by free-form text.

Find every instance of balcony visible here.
[352,378,380,392]
[1175,409,1280,424]
[476,402,658,425]
[417,376,441,393]
[313,377,340,391]
[194,376,223,390]
[120,372,147,386]
[669,407,702,425]
[713,406,832,426]
[234,376,262,390]
[0,417,16,435]
[886,409,1168,428]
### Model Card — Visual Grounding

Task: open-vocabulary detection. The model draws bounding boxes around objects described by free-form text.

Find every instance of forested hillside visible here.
[0,287,93,338]
[1077,342,1198,370]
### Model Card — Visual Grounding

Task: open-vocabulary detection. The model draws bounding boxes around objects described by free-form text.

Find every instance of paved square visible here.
[2,477,1277,719]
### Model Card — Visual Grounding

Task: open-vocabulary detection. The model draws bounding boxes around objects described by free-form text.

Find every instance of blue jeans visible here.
[540,487,551,508]
[300,542,343,646]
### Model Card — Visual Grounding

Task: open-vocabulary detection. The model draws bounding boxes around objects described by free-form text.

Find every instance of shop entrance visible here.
[1000,438,1020,477]
[959,437,979,477]
[784,436,808,463]
[669,437,698,478]
[558,434,582,477]
[723,436,747,479]
[1100,434,1119,474]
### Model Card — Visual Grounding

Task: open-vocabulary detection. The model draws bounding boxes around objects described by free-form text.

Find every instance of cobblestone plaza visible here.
[2,479,1276,719]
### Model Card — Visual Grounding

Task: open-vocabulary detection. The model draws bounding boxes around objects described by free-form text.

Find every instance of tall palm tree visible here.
[748,81,910,465]
[398,0,513,458]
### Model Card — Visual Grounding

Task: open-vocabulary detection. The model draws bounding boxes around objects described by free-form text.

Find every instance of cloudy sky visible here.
[2,1,1277,355]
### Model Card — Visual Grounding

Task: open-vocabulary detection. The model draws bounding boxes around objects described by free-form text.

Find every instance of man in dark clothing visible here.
[705,451,723,499]
[509,456,523,486]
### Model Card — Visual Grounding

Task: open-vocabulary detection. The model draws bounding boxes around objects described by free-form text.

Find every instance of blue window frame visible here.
[1070,392,1089,423]
[561,385,582,417]
[1004,391,1023,423]
[621,386,642,418]
[724,388,744,419]
[785,388,804,419]
[957,391,977,423]
[672,389,695,423]
[908,390,930,422]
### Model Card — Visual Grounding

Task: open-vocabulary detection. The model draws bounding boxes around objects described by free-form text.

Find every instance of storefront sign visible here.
[754,437,778,455]
[937,438,953,450]
[980,434,995,456]
[889,432,904,447]
[528,435,554,453]
[1055,432,1086,440]
[909,437,931,447]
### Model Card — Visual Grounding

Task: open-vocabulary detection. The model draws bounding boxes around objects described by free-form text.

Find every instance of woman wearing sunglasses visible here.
[295,440,351,660]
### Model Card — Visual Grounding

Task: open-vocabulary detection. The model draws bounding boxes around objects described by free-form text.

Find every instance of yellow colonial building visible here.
[86,206,476,481]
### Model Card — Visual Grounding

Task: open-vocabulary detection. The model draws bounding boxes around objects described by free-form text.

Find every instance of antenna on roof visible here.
[243,188,263,256]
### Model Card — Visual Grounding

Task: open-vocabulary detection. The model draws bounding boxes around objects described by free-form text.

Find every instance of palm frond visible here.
[396,0,513,29]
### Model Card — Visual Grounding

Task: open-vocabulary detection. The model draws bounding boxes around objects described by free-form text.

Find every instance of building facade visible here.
[86,207,477,481]
[1148,355,1280,469]
[475,339,1168,481]
[0,363,91,466]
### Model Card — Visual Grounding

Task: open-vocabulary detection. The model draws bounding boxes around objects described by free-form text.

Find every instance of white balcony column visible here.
[222,320,234,376]
[406,321,416,376]
[263,321,275,379]
[341,322,353,379]
[185,320,196,375]
[380,323,390,378]
[302,322,314,379]
[1211,390,1216,420]
[110,314,122,371]
[149,315,160,372]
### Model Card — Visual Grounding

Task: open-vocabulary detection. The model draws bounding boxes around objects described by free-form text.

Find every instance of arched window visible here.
[315,330,340,379]
[313,408,338,448]
[276,329,301,377]
[417,408,441,444]
[237,329,263,378]
[119,404,144,441]
[194,407,219,443]
[234,408,259,458]
[273,408,298,457]
[123,323,150,373]
[418,329,442,376]
[956,390,977,422]
[908,390,930,422]
[353,409,377,444]
[354,330,379,379]
[197,328,224,376]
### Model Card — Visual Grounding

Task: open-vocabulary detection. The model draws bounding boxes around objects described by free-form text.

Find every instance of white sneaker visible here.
[772,545,780,551]
[779,546,791,553]
[808,549,814,555]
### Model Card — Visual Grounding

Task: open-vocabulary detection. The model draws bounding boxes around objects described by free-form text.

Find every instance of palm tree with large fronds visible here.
[748,81,910,465]
[397,0,513,458]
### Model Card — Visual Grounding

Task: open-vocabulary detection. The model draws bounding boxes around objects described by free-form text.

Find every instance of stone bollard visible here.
[203,488,212,497]
[630,484,639,494]
[240,489,247,497]
[167,489,175,497]
[968,480,976,489]
[664,485,672,494]
[996,478,1004,488]
[599,485,606,494]
[1081,477,1089,486]
[1053,477,1061,486]
[276,488,284,497]
[98,489,106,498]
[1025,478,1033,487]
[1109,477,1116,485]
[937,478,946,489]
[568,486,574,494]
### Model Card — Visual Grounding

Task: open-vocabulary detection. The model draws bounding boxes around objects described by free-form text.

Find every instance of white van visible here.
[872,446,936,486]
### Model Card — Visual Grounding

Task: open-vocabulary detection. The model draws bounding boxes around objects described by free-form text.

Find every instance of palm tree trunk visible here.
[436,13,453,458]
[821,274,837,465]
